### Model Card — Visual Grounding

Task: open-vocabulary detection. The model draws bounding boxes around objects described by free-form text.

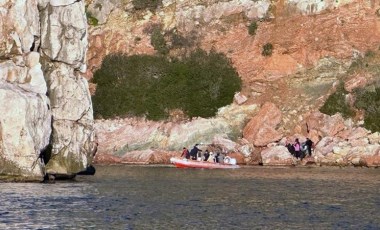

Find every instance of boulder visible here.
[243,102,283,146]
[0,83,51,180]
[260,145,295,166]
[305,112,346,137]
[234,92,248,105]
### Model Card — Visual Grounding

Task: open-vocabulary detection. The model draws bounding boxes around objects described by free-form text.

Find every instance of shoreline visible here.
[92,162,379,169]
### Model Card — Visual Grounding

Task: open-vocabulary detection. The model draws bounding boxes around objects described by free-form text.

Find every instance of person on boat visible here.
[190,144,200,160]
[203,150,210,161]
[218,153,225,163]
[181,147,190,159]
[197,149,203,161]
[214,152,220,163]
[207,152,214,162]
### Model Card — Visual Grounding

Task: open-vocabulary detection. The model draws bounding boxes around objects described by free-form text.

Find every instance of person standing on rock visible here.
[305,138,313,157]
[293,138,301,159]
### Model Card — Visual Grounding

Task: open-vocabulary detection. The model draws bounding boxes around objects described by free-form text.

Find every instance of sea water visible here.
[0,165,379,229]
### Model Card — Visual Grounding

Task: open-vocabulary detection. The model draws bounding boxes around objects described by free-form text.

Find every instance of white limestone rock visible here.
[86,0,118,25]
[0,82,51,179]
[0,0,39,55]
[50,0,77,7]
[44,63,96,175]
[0,0,95,180]
[40,0,88,69]
[286,0,354,15]
[95,104,258,156]
[19,63,47,94]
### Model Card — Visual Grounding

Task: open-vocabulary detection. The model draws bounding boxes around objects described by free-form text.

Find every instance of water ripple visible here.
[0,166,379,229]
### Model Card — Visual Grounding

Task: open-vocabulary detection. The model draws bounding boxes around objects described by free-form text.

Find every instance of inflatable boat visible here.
[170,157,240,169]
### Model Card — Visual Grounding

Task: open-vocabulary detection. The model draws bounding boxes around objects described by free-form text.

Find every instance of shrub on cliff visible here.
[86,11,98,26]
[132,0,162,11]
[320,80,380,132]
[92,49,241,120]
[319,82,354,118]
[262,43,273,56]
[354,84,380,132]
[150,27,169,56]
[248,21,258,36]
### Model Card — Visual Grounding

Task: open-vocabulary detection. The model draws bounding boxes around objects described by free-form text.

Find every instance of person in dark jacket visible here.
[189,144,200,160]
[305,138,313,156]
[203,150,210,161]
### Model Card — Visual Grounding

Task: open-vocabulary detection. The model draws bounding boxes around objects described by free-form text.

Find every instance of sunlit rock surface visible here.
[0,0,95,180]
[94,104,258,161]
[243,102,283,147]
[40,1,95,176]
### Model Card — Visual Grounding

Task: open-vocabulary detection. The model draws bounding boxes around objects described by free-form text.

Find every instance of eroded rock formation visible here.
[0,0,95,181]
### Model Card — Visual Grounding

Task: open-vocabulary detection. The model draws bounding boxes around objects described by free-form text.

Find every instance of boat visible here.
[170,157,240,169]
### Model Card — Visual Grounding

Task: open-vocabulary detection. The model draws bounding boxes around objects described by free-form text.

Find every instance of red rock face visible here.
[87,2,380,84]
[305,111,346,138]
[344,73,371,92]
[243,102,283,146]
[93,153,122,164]
[86,28,155,80]
[201,2,380,83]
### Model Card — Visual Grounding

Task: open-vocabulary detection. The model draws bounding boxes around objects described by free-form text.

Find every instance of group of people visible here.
[286,138,314,160]
[181,144,223,163]
[181,139,314,163]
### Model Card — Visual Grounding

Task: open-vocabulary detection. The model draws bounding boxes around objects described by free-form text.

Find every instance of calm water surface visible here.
[0,165,379,229]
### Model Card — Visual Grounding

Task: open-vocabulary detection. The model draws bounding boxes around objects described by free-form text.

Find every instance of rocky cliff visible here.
[0,0,96,181]
[85,0,380,167]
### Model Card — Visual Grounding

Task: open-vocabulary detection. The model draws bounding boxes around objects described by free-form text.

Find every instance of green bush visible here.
[248,21,258,36]
[319,82,354,118]
[168,31,194,49]
[92,49,242,121]
[262,43,273,56]
[132,0,162,10]
[86,11,98,26]
[151,27,169,56]
[354,85,380,132]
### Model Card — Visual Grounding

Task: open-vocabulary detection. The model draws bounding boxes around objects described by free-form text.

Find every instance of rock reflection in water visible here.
[0,166,379,229]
